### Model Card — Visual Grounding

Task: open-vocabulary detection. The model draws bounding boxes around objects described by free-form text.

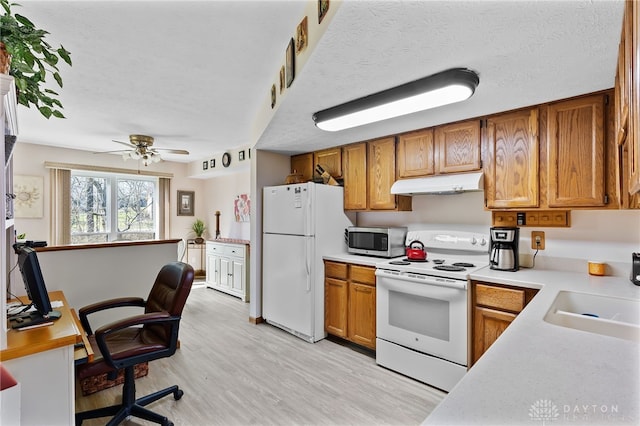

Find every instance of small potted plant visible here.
[192,219,206,244]
[0,0,72,118]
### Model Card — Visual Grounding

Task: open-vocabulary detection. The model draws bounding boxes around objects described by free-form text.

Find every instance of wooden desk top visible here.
[1,290,80,361]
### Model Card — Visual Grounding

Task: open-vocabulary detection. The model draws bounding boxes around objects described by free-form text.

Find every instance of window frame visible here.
[70,170,159,243]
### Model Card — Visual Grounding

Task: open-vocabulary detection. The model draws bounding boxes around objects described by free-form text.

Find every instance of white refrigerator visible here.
[262,182,353,342]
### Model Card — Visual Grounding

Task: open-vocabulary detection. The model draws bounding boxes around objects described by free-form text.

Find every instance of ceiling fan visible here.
[97,134,189,166]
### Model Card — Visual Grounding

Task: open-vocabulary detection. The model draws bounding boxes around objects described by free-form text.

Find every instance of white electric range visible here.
[375,229,490,392]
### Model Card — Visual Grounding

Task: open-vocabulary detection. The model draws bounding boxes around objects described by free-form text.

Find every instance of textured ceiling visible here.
[11,0,624,164]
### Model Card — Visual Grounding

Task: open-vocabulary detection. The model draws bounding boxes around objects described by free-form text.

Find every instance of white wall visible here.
[202,171,251,240]
[26,242,178,328]
[10,142,205,242]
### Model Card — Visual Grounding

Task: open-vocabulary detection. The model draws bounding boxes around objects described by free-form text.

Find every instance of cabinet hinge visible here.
[604,194,609,204]
[604,94,609,105]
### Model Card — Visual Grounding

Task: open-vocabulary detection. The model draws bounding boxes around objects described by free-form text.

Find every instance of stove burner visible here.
[452,262,475,268]
[389,260,411,265]
[402,257,429,263]
[432,259,445,264]
[433,265,466,272]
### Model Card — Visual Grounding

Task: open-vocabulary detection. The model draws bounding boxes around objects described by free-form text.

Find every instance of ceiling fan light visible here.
[312,68,479,132]
[130,151,141,160]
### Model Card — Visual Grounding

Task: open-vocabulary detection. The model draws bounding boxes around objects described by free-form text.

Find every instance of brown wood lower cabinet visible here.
[324,260,376,350]
[471,280,539,366]
[325,277,348,337]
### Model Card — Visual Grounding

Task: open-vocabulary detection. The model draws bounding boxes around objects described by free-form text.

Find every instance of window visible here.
[70,171,158,244]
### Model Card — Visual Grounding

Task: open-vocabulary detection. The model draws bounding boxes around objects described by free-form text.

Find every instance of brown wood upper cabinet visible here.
[614,1,640,205]
[314,147,343,180]
[629,0,640,194]
[397,128,435,178]
[342,139,411,211]
[290,153,314,182]
[484,109,539,209]
[342,142,368,210]
[368,138,399,210]
[546,94,606,207]
[435,119,482,174]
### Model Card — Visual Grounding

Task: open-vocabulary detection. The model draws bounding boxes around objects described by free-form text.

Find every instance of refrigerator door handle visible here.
[305,238,312,292]
[305,186,312,236]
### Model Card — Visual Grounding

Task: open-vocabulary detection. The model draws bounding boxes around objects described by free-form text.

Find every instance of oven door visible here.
[375,269,468,366]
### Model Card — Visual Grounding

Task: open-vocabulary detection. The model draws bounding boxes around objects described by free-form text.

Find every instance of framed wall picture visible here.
[296,16,308,55]
[318,0,329,24]
[202,161,208,171]
[279,66,285,93]
[177,190,195,216]
[13,175,44,218]
[239,150,246,161]
[285,38,295,88]
[271,84,276,109]
[210,159,215,168]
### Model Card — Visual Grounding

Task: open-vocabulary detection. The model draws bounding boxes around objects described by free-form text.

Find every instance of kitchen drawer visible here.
[206,242,223,255]
[349,265,375,286]
[492,211,517,227]
[325,261,347,279]
[224,244,245,258]
[475,284,525,313]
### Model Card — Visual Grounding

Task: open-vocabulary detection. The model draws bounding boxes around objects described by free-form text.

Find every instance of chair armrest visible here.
[94,312,180,369]
[79,297,146,335]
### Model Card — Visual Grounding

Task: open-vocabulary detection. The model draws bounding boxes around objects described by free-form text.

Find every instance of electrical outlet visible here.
[531,231,545,250]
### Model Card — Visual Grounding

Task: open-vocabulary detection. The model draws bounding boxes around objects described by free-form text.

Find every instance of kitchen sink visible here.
[544,291,640,342]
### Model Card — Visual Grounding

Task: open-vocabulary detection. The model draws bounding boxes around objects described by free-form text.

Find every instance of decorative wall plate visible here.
[222,152,231,168]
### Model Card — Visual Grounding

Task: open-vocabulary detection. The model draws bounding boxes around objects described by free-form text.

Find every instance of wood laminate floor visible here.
[75,285,445,425]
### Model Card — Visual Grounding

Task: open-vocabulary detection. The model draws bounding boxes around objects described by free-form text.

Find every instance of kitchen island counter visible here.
[425,265,640,425]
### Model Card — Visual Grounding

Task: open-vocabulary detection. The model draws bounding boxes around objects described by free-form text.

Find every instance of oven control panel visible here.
[405,230,489,252]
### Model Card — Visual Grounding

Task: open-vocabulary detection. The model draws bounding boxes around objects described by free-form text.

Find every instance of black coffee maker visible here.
[489,227,519,271]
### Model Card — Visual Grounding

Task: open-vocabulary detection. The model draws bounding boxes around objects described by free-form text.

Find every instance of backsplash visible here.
[356,192,640,265]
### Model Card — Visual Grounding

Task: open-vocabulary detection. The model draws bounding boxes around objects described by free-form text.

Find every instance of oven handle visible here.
[375,269,467,291]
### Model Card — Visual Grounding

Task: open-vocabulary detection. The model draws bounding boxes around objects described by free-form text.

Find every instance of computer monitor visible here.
[10,244,61,329]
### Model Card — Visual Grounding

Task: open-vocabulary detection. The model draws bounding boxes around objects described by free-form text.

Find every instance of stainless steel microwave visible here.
[345,226,407,258]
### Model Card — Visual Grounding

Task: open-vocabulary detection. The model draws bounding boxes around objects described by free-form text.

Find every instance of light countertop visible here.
[206,238,250,246]
[425,266,640,425]
[324,252,640,425]
[323,252,384,268]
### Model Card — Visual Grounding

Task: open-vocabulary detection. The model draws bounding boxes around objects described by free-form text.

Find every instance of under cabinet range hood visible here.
[390,172,484,195]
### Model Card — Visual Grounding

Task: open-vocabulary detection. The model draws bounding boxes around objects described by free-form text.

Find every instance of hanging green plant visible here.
[0,0,72,118]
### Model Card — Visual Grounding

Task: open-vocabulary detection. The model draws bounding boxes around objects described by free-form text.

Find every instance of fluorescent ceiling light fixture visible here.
[312,68,479,132]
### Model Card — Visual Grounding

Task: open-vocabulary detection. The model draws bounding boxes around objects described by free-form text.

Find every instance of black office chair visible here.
[75,261,194,426]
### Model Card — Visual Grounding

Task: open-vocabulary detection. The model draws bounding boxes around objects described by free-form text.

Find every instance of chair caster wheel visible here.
[174,389,184,400]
